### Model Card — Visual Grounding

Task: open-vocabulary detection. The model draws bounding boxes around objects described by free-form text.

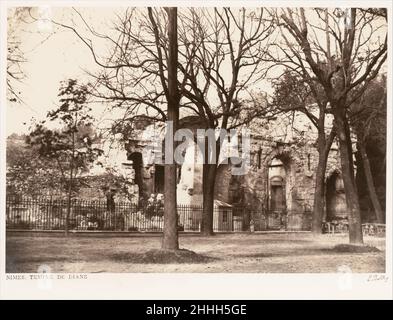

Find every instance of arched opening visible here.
[270,176,285,211]
[268,158,286,212]
[325,171,347,221]
[266,157,288,230]
[128,152,143,199]
[154,165,165,194]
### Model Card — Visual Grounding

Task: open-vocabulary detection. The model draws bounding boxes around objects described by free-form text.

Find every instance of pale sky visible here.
[7,7,120,135]
[6,6,388,136]
[7,7,276,136]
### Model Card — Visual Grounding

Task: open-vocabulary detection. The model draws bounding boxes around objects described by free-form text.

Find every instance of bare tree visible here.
[47,7,273,236]
[162,7,180,250]
[278,8,387,243]
[177,8,273,235]
[351,75,386,223]
[47,7,183,248]
[272,69,336,234]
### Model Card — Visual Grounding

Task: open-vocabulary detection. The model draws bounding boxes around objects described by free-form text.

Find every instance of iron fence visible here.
[5,196,312,232]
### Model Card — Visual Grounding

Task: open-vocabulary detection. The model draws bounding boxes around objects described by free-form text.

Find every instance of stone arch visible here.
[262,144,296,179]
[263,144,295,212]
[127,151,144,200]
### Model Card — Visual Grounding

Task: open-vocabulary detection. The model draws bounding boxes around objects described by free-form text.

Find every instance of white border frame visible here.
[0,0,392,300]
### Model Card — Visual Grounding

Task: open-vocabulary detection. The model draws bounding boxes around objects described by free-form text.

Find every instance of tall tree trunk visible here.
[344,119,356,187]
[335,109,363,244]
[312,127,335,234]
[358,142,384,223]
[162,7,179,250]
[201,163,217,236]
[200,135,221,236]
[163,161,179,249]
[311,148,328,234]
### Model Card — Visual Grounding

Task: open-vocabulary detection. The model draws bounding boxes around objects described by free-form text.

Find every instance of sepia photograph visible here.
[0,0,392,300]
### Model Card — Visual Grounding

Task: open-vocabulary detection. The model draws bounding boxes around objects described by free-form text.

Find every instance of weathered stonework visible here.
[93,112,348,227]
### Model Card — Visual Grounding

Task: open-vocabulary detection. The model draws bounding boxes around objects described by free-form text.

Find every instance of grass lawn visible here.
[6,232,386,273]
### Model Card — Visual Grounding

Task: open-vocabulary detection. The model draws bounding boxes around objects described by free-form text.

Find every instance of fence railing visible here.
[5,196,312,232]
[322,220,386,236]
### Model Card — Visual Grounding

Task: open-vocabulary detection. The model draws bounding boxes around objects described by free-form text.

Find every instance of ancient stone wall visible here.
[85,111,348,221]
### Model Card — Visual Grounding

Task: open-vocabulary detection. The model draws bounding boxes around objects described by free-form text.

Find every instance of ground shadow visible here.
[232,245,381,259]
[109,249,219,264]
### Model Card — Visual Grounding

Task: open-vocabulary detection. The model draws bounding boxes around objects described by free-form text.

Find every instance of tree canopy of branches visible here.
[276,8,387,243]
[351,75,386,223]
[175,8,274,234]
[49,7,274,236]
[272,69,336,234]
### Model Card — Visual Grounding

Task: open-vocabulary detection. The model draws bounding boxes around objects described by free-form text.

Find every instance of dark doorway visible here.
[268,175,286,230]
[128,152,143,199]
[270,184,285,211]
[268,158,286,212]
[267,157,287,230]
[154,165,165,194]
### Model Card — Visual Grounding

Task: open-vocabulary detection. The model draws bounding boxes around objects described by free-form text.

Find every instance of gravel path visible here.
[6,232,386,273]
